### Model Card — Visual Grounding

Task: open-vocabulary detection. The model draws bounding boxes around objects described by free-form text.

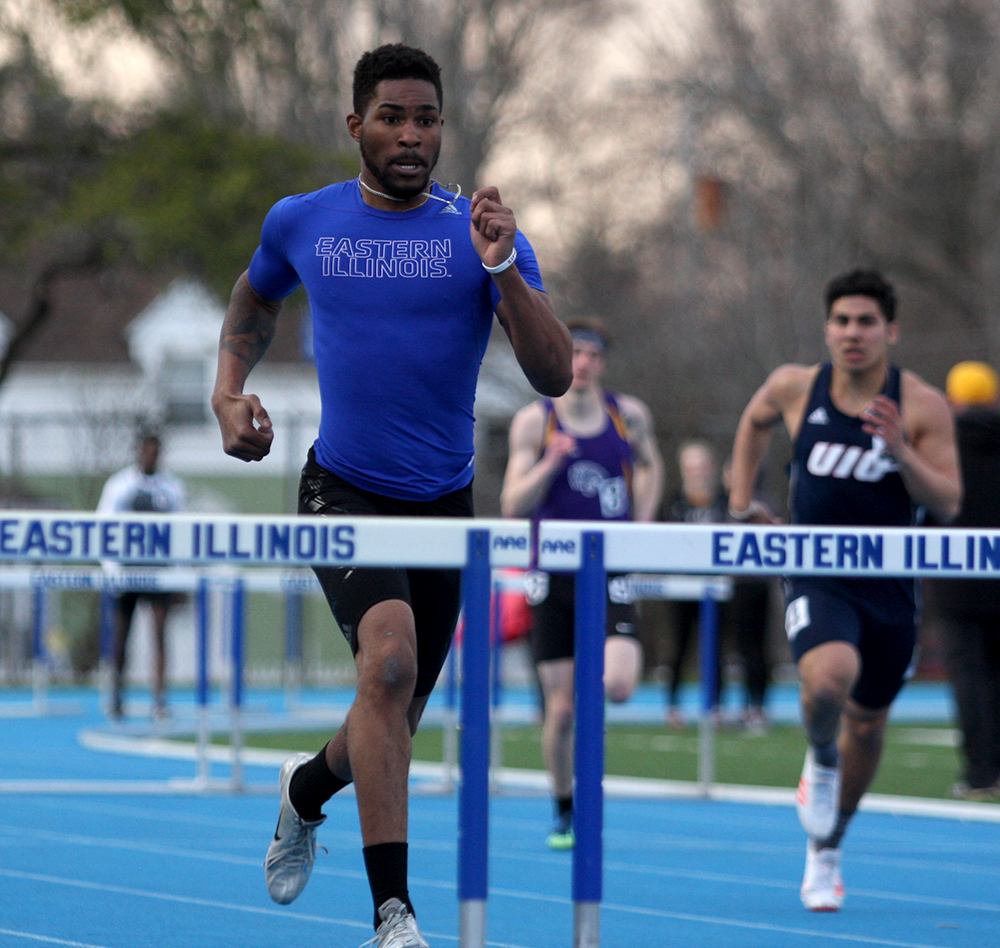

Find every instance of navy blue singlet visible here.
[790,362,915,612]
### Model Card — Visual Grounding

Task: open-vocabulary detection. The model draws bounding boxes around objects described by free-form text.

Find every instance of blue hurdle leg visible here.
[284,587,303,711]
[32,584,49,714]
[574,531,606,948]
[196,577,211,786]
[229,578,245,792]
[490,576,504,789]
[459,529,491,948]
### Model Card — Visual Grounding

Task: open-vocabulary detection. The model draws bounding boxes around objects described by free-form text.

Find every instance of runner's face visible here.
[570,340,605,391]
[350,79,442,200]
[824,295,898,373]
[679,445,715,494]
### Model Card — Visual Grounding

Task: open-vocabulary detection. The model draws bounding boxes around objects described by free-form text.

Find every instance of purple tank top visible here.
[534,392,634,522]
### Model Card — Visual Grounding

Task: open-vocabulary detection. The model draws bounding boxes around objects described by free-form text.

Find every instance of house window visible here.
[162,359,207,423]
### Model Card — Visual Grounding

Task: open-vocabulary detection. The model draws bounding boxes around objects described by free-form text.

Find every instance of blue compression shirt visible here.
[247,180,546,501]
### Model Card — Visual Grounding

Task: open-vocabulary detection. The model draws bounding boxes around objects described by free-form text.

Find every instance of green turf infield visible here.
[235,722,994,802]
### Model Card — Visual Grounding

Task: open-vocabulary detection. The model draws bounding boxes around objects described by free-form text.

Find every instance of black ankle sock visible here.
[556,795,573,818]
[812,740,839,769]
[363,841,411,929]
[288,742,349,821]
[817,810,852,851]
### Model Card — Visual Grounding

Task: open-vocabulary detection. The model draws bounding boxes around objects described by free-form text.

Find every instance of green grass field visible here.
[235,721,992,802]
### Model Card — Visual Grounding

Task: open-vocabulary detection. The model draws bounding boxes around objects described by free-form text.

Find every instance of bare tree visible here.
[524,0,1000,502]
[354,0,614,188]
[666,0,1000,368]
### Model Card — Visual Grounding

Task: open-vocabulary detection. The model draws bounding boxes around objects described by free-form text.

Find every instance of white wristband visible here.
[483,247,517,274]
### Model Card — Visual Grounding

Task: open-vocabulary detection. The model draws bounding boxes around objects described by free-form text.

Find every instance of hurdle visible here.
[538,518,1000,948]
[0,510,528,945]
[7,512,1000,947]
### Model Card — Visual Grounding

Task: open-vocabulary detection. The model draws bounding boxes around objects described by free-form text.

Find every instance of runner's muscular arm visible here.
[470,187,572,397]
[500,403,576,518]
[618,395,664,522]
[862,376,961,522]
[728,365,812,521]
[211,270,281,462]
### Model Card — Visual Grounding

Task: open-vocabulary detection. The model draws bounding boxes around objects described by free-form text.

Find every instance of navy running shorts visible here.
[298,448,473,698]
[528,571,639,664]
[784,577,917,711]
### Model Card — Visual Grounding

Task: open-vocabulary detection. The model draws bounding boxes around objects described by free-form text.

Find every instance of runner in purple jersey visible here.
[212,44,572,948]
[501,317,663,848]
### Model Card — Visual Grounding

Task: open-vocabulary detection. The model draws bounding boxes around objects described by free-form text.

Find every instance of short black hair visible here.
[352,44,443,117]
[824,269,897,322]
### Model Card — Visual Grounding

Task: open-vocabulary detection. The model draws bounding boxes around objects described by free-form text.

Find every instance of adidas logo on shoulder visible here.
[807,407,830,425]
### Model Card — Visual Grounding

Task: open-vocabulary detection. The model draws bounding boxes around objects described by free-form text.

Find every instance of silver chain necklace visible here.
[358,177,461,207]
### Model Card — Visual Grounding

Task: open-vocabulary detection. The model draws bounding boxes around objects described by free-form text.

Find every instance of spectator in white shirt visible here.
[97,432,185,720]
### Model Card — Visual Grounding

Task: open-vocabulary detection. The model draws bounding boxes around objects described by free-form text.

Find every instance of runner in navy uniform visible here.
[501,318,663,848]
[212,44,572,948]
[728,270,960,911]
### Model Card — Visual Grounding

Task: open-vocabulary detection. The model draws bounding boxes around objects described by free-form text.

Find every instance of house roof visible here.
[0,266,306,365]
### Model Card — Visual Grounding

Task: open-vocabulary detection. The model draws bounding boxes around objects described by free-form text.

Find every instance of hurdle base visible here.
[574,901,600,948]
[459,899,486,948]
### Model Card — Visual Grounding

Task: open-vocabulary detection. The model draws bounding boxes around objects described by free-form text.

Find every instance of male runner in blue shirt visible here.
[212,44,571,948]
[728,270,960,912]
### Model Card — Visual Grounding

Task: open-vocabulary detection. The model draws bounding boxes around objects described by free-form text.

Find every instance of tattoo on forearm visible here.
[220,286,278,368]
[221,320,276,367]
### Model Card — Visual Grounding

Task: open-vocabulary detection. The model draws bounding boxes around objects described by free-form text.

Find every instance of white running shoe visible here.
[264,752,326,904]
[361,898,429,948]
[796,749,840,839]
[801,839,844,911]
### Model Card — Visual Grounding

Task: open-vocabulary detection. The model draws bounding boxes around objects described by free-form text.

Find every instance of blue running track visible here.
[1,687,998,948]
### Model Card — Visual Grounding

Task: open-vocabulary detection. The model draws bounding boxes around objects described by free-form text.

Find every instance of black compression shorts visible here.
[528,571,638,664]
[298,448,473,697]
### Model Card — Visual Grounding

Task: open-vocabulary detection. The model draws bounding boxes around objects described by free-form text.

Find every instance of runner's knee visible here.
[545,692,575,734]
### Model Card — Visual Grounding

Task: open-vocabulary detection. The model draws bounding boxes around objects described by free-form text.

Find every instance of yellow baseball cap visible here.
[946,361,999,406]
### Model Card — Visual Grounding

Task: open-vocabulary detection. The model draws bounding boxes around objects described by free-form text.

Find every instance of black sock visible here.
[816,810,852,851]
[363,842,411,929]
[812,740,839,769]
[556,795,573,819]
[288,742,349,821]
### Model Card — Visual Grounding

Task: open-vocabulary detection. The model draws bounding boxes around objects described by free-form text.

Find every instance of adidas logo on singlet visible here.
[806,407,830,425]
[438,203,461,215]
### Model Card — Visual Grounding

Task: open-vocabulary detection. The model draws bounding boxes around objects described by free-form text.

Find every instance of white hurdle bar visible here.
[6,512,1000,948]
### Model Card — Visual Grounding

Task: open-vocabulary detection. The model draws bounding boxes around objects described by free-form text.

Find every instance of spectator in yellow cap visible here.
[928,360,1000,799]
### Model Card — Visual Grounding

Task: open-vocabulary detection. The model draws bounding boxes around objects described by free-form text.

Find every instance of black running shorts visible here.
[528,571,639,665]
[784,577,917,711]
[298,448,473,697]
